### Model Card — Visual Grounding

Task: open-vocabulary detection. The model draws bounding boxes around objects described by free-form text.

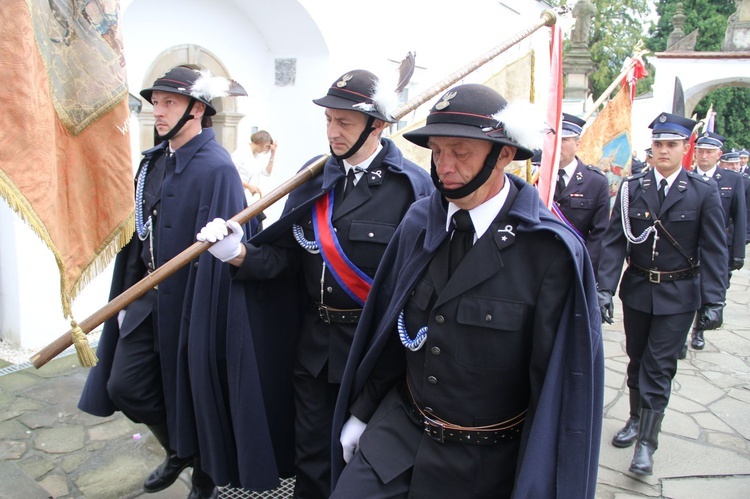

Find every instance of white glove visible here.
[117,310,126,329]
[196,218,243,262]
[340,415,367,463]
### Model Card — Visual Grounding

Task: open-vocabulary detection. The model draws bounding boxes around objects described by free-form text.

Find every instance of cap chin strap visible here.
[330,115,376,161]
[155,99,196,142]
[431,143,504,200]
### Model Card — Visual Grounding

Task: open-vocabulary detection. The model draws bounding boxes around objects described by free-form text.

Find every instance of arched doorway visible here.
[138,44,244,152]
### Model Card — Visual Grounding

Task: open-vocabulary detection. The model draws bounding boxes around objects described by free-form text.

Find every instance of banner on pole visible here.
[0,0,134,316]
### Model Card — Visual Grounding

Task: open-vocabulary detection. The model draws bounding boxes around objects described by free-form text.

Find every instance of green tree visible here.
[588,0,651,98]
[551,0,653,98]
[647,0,735,52]
[648,0,750,148]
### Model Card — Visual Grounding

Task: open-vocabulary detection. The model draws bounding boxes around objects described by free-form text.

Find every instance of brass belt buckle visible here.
[649,269,661,284]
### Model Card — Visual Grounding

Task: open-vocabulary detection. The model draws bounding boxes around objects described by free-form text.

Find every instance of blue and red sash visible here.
[312,190,372,305]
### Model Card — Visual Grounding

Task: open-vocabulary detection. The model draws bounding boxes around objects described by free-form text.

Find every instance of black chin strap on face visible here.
[431,143,504,200]
[155,99,196,142]
[330,115,377,161]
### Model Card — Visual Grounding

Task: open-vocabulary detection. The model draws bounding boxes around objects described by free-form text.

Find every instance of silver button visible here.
[435,315,445,324]
[334,228,338,233]
[427,376,437,385]
[193,262,199,268]
[152,209,158,215]
[368,232,374,238]
[485,314,492,322]
[430,347,441,356]
[326,286,333,293]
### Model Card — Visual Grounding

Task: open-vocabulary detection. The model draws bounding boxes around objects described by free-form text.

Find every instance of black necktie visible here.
[343,168,357,199]
[449,210,474,276]
[555,170,566,198]
[657,178,667,205]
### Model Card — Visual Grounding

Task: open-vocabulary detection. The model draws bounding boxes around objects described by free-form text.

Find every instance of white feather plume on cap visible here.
[490,101,546,152]
[190,69,248,101]
[352,52,416,121]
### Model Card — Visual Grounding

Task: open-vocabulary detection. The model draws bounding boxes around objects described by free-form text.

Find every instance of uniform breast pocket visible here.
[720,189,733,200]
[347,220,396,272]
[453,296,527,370]
[570,197,594,210]
[629,206,652,220]
[668,209,696,222]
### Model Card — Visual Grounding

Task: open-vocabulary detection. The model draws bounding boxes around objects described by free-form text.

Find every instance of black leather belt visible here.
[317,304,362,324]
[627,263,699,284]
[402,383,524,445]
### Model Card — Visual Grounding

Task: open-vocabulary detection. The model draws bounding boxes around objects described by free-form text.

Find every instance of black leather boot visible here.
[678,342,688,360]
[691,328,705,350]
[143,423,193,493]
[612,389,640,448]
[629,409,664,476]
[187,455,218,499]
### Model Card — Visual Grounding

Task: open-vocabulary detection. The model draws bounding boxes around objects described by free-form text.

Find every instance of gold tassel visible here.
[71,319,98,367]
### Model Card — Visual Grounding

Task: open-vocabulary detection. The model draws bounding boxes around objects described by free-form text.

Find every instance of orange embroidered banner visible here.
[578,84,633,206]
[0,0,134,316]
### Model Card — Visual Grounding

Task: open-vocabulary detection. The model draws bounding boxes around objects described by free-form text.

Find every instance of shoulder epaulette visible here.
[585,164,607,176]
[626,170,648,181]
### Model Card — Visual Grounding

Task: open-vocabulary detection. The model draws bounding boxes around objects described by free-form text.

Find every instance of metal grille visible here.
[220,478,295,498]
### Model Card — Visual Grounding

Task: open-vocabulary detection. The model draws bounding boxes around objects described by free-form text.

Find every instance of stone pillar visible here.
[723,0,750,51]
[563,0,596,106]
[667,3,698,52]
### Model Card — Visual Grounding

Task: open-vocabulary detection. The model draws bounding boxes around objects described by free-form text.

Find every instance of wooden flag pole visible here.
[31,9,559,369]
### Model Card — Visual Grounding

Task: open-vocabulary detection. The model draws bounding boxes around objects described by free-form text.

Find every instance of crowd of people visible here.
[75,64,748,498]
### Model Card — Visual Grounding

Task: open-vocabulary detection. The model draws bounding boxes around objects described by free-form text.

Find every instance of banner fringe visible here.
[0,169,133,318]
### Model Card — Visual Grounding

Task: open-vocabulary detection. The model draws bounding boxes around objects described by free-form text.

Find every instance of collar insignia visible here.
[435,91,457,111]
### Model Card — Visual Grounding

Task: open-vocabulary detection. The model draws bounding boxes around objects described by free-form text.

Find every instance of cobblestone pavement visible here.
[1,269,749,498]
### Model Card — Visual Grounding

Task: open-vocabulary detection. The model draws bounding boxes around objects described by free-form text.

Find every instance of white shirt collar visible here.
[344,142,383,179]
[653,168,681,193]
[445,174,511,240]
[697,165,717,179]
[560,158,578,182]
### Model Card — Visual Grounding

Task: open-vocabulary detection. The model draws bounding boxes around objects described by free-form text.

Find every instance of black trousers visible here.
[622,305,695,412]
[293,363,340,499]
[106,314,166,426]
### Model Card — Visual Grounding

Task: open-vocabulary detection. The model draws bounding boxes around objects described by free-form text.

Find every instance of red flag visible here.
[626,55,648,103]
[538,24,563,210]
[0,0,134,317]
[682,131,697,171]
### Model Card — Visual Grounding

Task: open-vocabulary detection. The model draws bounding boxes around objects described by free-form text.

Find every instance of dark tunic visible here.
[332,175,604,498]
[79,129,278,489]
[554,157,610,277]
[598,168,728,410]
[226,138,434,488]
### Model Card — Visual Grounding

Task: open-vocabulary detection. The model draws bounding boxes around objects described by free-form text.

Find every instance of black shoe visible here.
[612,416,640,448]
[678,343,688,360]
[143,424,193,493]
[612,389,641,448]
[629,409,664,476]
[144,452,192,492]
[691,329,705,350]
